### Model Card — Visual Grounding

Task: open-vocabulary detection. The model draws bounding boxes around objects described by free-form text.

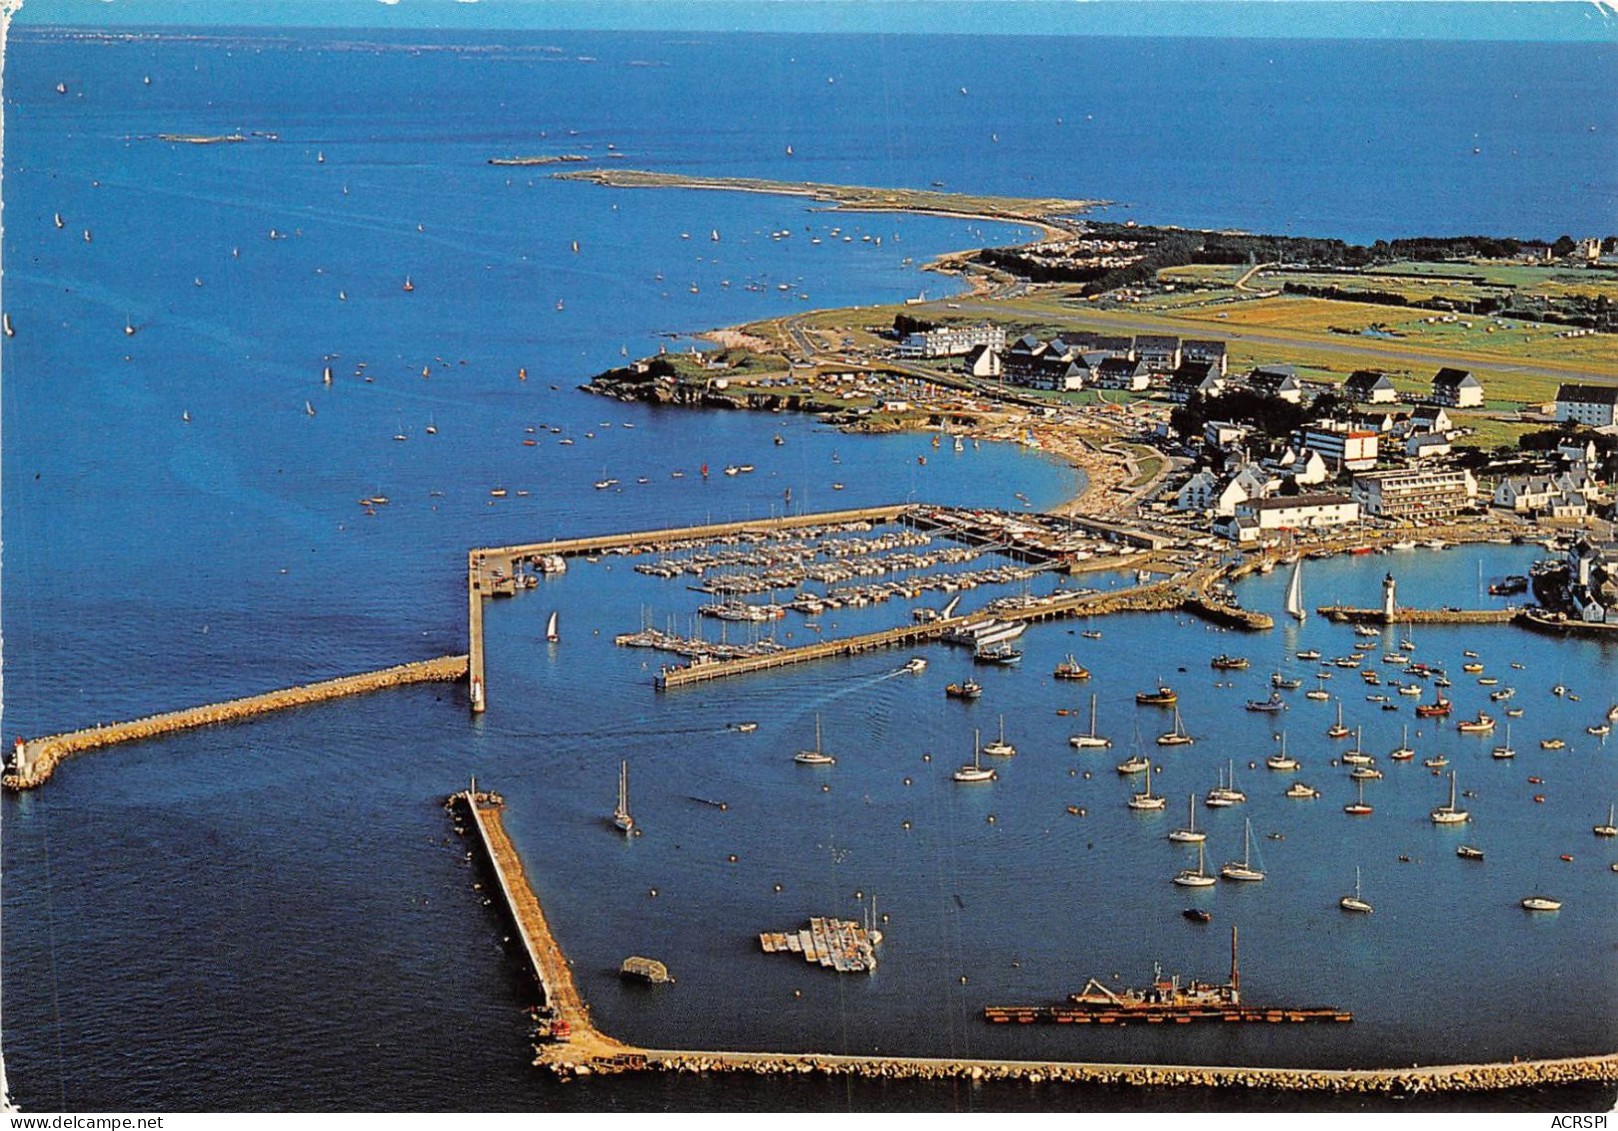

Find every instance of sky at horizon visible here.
[9,0,1618,42]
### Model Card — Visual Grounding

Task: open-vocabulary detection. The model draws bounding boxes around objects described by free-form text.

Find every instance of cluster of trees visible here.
[1281,281,1509,315]
[1168,388,1348,445]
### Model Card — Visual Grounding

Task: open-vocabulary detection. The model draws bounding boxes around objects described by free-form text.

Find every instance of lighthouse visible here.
[1382,573,1397,622]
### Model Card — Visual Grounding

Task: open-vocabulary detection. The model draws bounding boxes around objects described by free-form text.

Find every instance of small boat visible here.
[1182,908,1212,922]
[1589,724,1612,737]
[1343,778,1374,816]
[181,410,191,423]
[1211,654,1249,671]
[1116,731,1150,775]
[1462,662,1484,674]
[981,715,1016,758]
[1173,841,1217,887]
[1416,697,1453,718]
[1156,705,1193,746]
[1080,630,1102,640]
[1168,793,1206,843]
[612,760,635,834]
[1128,760,1167,810]
[545,611,560,643]
[794,715,836,765]
[1491,724,1516,759]
[1219,819,1265,882]
[1327,699,1351,739]
[1206,760,1246,805]
[730,722,759,734]
[402,276,414,292]
[1305,677,1330,702]
[1136,683,1177,706]
[1285,782,1321,799]
[1296,649,1322,661]
[1552,684,1567,697]
[1284,560,1306,623]
[124,317,136,337]
[1456,845,1484,861]
[1053,655,1089,680]
[1506,707,1523,718]
[1423,751,1450,769]
[1069,694,1111,749]
[1540,738,1565,750]
[1389,725,1415,761]
[54,212,64,229]
[903,657,927,674]
[1265,733,1299,771]
[323,365,333,385]
[953,730,996,783]
[1478,677,1499,687]
[973,643,1022,666]
[1520,896,1562,912]
[945,680,982,700]
[304,400,316,417]
[1339,866,1373,914]
[1457,712,1495,734]
[1594,804,1617,838]
[1246,692,1287,713]
[488,487,508,498]
[1271,672,1303,690]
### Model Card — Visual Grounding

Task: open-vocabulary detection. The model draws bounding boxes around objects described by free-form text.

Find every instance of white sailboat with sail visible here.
[1220,818,1265,881]
[545,611,560,643]
[1285,559,1305,622]
[613,760,634,833]
[1068,694,1111,748]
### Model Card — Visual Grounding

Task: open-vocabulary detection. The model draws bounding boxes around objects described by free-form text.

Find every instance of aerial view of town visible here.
[1,0,1614,1118]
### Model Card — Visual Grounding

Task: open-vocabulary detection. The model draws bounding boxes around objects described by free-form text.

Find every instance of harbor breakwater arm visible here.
[4,655,469,791]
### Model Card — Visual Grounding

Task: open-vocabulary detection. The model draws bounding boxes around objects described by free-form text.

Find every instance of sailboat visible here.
[1490,722,1516,759]
[952,729,995,783]
[426,415,438,435]
[1285,560,1305,622]
[1068,694,1111,748]
[1219,818,1265,881]
[304,400,316,417]
[1339,866,1373,913]
[982,715,1016,757]
[1116,727,1150,774]
[1173,841,1217,887]
[1156,704,1193,746]
[1342,727,1372,764]
[402,276,415,292]
[2,313,12,338]
[54,212,64,229]
[794,715,835,765]
[124,316,136,337]
[1327,699,1351,738]
[1344,777,1374,816]
[323,365,333,385]
[1389,724,1415,761]
[612,760,634,833]
[1206,759,1246,805]
[1128,760,1166,810]
[1593,804,1616,838]
[1169,793,1206,842]
[1306,676,1330,702]
[545,611,560,643]
[1430,770,1469,824]
[1265,732,1299,771]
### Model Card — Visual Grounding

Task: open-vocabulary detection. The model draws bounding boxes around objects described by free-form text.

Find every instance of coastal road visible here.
[941,298,1616,383]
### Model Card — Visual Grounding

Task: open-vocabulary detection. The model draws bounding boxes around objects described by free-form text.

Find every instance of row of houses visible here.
[961,333,1231,391]
[1342,367,1485,408]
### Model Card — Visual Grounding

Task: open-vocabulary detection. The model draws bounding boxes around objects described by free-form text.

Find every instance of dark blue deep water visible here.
[2,26,1615,1112]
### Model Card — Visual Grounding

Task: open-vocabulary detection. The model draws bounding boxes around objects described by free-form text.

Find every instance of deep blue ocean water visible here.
[2,27,1615,1112]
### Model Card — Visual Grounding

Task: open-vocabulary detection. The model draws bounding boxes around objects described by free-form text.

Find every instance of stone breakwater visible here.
[540,1049,1618,1096]
[4,655,469,790]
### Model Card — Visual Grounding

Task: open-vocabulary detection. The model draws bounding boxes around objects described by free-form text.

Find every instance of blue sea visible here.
[2,26,1615,1112]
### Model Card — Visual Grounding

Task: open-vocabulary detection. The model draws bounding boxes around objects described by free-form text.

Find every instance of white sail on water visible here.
[1285,560,1305,622]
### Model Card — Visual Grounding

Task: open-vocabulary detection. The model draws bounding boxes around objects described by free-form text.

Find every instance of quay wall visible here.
[1318,607,1518,626]
[3,655,468,791]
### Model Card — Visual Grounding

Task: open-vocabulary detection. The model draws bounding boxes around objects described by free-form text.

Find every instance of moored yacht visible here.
[1168,793,1206,842]
[1128,760,1167,810]
[794,716,835,765]
[1173,841,1217,887]
[1069,694,1111,749]
[953,729,996,783]
[981,715,1016,757]
[1219,819,1265,882]
[1265,732,1299,771]
[1339,866,1373,914]
[1156,705,1194,746]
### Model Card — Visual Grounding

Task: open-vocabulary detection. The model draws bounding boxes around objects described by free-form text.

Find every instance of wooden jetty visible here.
[4,655,468,791]
[759,918,878,973]
[453,781,1618,1095]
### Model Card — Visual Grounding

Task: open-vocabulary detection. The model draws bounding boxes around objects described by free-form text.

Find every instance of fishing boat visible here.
[1594,804,1617,838]
[1157,705,1193,746]
[1136,683,1177,706]
[612,760,635,834]
[1128,760,1167,810]
[1053,655,1090,680]
[1168,793,1206,843]
[1173,841,1217,887]
[945,680,982,700]
[981,715,1016,758]
[1069,694,1111,749]
[1284,560,1305,622]
[1211,654,1250,671]
[545,611,560,643]
[1296,649,1321,661]
[1327,700,1351,739]
[1219,819,1265,882]
[1271,672,1303,690]
[1339,867,1373,914]
[1490,723,1516,759]
[1285,782,1321,799]
[1457,712,1495,734]
[1415,697,1453,718]
[1265,733,1299,771]
[903,657,927,674]
[953,730,996,783]
[1422,751,1450,769]
[1520,896,1562,912]
[1246,692,1287,713]
[973,642,1022,666]
[794,716,835,765]
[1389,725,1415,761]
[1456,845,1484,861]
[1343,778,1373,816]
